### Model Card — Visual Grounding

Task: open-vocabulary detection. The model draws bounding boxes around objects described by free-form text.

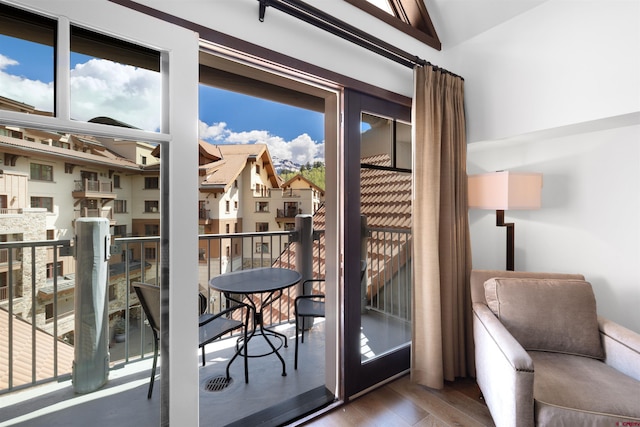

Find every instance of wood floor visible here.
[302,375,495,427]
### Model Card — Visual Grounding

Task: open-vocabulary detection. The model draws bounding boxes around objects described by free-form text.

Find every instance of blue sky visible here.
[0,34,325,164]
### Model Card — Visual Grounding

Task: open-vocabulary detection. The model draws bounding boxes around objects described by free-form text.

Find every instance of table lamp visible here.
[468,171,543,270]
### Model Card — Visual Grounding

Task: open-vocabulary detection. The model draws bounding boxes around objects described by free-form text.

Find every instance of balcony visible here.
[0,225,411,426]
[72,179,116,200]
[74,207,114,224]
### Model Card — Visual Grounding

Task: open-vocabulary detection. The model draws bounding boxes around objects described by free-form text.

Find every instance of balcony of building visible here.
[71,179,117,200]
[0,223,411,426]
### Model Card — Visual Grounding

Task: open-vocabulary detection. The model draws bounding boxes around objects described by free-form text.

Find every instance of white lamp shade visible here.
[468,171,542,210]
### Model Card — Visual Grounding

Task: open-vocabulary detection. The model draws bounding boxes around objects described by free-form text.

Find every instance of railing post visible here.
[295,214,313,329]
[361,214,368,314]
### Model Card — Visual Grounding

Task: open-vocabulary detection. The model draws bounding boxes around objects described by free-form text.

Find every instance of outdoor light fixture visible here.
[468,171,543,271]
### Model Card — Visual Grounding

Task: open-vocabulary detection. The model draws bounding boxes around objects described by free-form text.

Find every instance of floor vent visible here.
[203,375,233,392]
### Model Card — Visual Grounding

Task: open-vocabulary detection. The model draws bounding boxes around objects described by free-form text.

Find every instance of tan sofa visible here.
[471,270,640,427]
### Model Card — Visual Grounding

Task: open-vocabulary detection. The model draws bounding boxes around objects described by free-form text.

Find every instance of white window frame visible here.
[0,2,199,425]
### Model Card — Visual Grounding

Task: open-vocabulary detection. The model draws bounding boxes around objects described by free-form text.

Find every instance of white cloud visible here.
[0,53,53,112]
[199,120,324,166]
[0,55,160,131]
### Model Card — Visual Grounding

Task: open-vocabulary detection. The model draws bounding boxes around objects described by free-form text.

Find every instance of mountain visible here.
[272,157,301,174]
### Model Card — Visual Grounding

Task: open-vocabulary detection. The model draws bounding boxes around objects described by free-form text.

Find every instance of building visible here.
[0,1,637,426]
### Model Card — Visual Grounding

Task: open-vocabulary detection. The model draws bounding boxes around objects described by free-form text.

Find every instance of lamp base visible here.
[496,210,515,271]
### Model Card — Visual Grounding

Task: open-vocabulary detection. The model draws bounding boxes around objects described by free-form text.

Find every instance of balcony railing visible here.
[74,208,113,220]
[0,208,22,215]
[0,224,411,395]
[73,180,113,193]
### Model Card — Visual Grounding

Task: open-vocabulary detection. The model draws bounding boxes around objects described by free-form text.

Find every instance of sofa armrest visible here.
[473,303,535,427]
[599,316,640,381]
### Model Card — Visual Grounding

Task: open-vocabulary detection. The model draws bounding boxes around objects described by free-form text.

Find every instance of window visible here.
[256,222,269,232]
[225,201,230,213]
[113,225,126,237]
[144,224,159,236]
[46,261,63,278]
[114,200,127,213]
[234,201,238,210]
[234,180,238,188]
[141,156,147,165]
[113,174,121,188]
[256,201,269,212]
[64,163,74,174]
[145,200,159,213]
[31,196,53,212]
[30,163,53,181]
[255,242,269,254]
[46,229,55,240]
[45,303,54,320]
[225,224,230,233]
[109,284,117,301]
[0,128,22,139]
[144,247,157,259]
[144,176,159,189]
[345,0,441,50]
[0,4,56,114]
[70,24,161,130]
[225,246,230,257]
[255,165,260,174]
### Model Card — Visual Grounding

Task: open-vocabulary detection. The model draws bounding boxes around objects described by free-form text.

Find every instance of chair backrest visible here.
[133,282,161,333]
[470,269,584,305]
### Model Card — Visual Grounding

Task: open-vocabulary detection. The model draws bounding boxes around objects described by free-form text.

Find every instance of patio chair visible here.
[294,261,367,369]
[133,282,248,399]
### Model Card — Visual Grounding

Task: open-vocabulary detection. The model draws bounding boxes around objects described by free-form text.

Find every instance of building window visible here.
[256,201,269,212]
[234,243,239,255]
[225,224,230,233]
[256,222,269,232]
[113,225,126,237]
[225,201,230,213]
[144,247,156,260]
[234,180,238,188]
[255,242,269,254]
[284,223,295,231]
[255,165,260,174]
[141,156,147,165]
[225,246,230,257]
[144,224,159,236]
[144,176,159,189]
[46,229,55,240]
[31,196,53,212]
[114,200,127,213]
[45,303,54,320]
[144,200,159,213]
[113,174,121,188]
[64,163,74,174]
[108,284,117,301]
[46,261,63,279]
[234,201,238,210]
[30,163,53,181]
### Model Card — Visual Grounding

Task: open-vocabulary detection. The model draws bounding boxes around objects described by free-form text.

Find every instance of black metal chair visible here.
[133,282,248,399]
[294,261,367,369]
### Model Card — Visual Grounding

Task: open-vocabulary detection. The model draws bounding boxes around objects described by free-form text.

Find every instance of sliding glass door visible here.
[343,89,412,398]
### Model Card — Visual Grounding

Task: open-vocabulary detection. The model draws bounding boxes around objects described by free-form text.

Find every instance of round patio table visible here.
[209,267,302,380]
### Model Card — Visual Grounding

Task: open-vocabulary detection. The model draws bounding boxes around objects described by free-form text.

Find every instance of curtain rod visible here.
[257,0,463,80]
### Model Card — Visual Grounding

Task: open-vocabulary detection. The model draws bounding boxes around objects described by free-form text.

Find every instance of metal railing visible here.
[0,224,411,395]
[73,179,113,193]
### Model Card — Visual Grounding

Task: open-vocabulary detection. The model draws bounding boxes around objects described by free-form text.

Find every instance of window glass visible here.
[0,4,56,115]
[30,163,53,181]
[70,25,161,131]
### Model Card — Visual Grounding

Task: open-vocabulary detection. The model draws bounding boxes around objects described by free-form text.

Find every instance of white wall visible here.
[468,123,640,332]
[458,0,640,332]
[448,0,640,143]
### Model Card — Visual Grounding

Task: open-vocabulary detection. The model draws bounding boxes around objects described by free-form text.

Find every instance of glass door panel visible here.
[344,89,412,398]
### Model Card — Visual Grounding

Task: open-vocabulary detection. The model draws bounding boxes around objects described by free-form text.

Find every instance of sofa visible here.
[471,270,640,427]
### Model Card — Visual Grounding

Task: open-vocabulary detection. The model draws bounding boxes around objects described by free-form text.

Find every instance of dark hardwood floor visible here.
[301,375,495,426]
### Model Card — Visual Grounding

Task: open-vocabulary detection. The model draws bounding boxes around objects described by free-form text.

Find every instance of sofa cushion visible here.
[531,351,640,425]
[484,278,603,359]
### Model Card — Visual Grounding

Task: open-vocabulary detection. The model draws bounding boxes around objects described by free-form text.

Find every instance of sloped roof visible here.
[199,142,280,192]
[281,174,325,194]
[0,133,140,171]
[0,308,74,390]
[265,154,411,322]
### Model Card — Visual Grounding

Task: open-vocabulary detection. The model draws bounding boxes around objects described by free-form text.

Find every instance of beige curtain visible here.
[411,65,472,389]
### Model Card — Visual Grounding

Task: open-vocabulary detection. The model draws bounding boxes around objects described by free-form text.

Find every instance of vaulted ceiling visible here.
[349,0,548,49]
